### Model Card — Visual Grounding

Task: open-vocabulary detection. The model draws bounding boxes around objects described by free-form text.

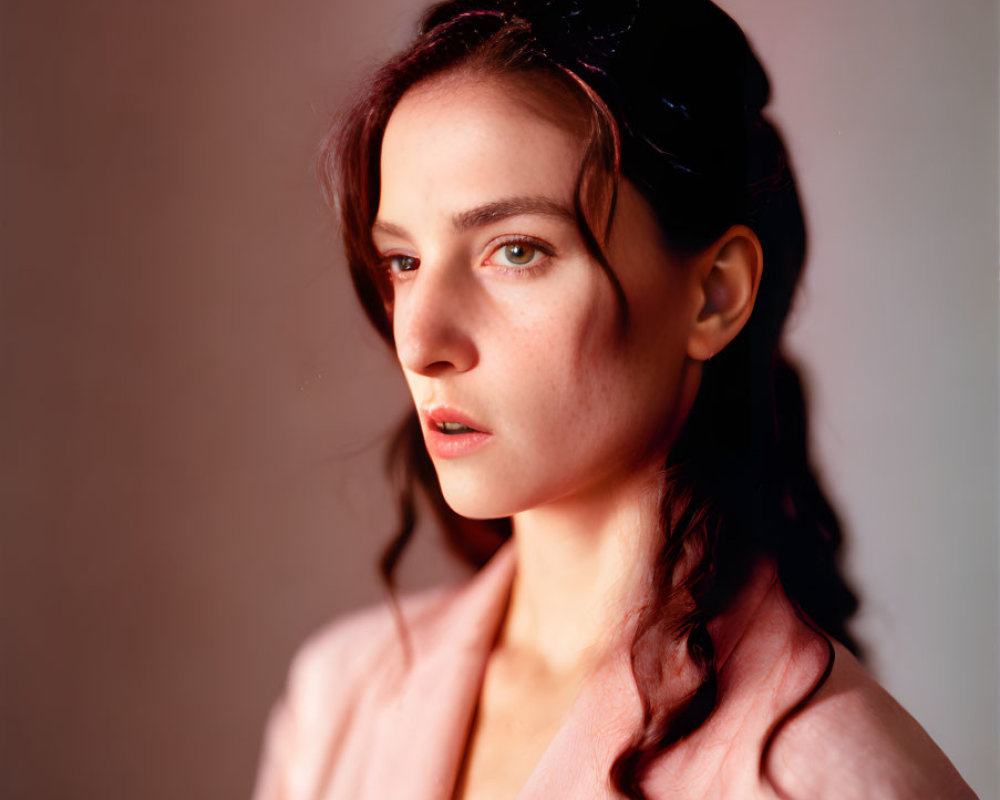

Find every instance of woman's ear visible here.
[686,224,763,361]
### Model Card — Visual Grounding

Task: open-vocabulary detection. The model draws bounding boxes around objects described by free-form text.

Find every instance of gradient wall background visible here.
[1,1,996,798]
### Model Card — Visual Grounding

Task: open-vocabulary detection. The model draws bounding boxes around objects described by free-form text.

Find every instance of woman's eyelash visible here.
[384,254,419,276]
[484,237,554,274]
[378,236,555,280]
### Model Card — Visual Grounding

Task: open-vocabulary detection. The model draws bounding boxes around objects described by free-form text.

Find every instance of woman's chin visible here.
[436,471,538,521]
[440,487,514,522]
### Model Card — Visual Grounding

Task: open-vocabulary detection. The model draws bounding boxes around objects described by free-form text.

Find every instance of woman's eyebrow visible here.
[451,196,575,231]
[371,219,410,240]
[371,196,574,240]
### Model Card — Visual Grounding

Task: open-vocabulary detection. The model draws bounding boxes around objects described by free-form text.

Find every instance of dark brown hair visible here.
[319,2,861,796]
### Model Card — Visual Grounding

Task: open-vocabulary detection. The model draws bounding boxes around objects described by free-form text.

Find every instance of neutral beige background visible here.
[1,1,996,799]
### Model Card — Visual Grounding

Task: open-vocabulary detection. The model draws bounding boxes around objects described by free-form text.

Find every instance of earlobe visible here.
[686,225,763,361]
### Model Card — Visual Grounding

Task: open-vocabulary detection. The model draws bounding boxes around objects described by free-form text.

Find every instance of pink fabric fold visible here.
[252,544,976,800]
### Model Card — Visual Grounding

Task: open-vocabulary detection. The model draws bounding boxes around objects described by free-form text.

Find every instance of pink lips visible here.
[422,406,493,460]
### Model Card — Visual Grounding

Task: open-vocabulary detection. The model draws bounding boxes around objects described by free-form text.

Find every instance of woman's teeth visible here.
[437,421,473,434]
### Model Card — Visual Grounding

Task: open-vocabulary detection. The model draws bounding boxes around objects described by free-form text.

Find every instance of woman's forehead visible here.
[377,73,587,227]
[400,68,590,137]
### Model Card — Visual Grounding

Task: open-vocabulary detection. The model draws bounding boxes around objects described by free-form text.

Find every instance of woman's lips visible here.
[422,406,493,459]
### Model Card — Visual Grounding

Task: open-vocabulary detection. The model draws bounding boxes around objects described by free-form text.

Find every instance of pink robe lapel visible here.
[350,546,516,800]
[512,560,828,800]
[335,544,827,800]
[258,541,967,800]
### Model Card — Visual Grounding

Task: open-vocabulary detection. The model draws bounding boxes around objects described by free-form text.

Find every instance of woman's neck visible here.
[500,465,665,677]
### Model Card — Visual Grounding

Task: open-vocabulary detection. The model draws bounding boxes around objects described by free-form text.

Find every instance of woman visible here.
[254,1,977,797]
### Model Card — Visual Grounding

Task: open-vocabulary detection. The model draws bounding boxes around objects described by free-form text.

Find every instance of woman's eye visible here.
[386,254,419,275]
[487,240,548,270]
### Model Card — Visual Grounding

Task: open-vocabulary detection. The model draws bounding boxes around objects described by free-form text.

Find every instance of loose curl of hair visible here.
[320,1,862,797]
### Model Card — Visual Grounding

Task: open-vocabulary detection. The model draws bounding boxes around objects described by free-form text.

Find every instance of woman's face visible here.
[373,72,704,519]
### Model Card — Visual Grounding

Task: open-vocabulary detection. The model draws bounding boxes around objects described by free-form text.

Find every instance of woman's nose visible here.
[393,265,479,377]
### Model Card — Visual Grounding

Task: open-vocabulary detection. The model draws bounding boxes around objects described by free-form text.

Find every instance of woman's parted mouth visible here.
[424,406,489,436]
[436,421,475,434]
[422,406,492,459]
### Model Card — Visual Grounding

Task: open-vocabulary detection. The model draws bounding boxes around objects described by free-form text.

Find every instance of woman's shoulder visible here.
[252,550,516,800]
[284,580,463,700]
[763,641,977,799]
[279,544,515,713]
[251,581,471,800]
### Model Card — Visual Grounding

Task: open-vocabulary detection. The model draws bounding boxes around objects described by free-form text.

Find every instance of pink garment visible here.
[253,545,975,799]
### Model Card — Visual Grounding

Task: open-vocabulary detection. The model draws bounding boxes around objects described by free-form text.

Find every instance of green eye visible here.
[501,243,536,266]
[487,238,551,272]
